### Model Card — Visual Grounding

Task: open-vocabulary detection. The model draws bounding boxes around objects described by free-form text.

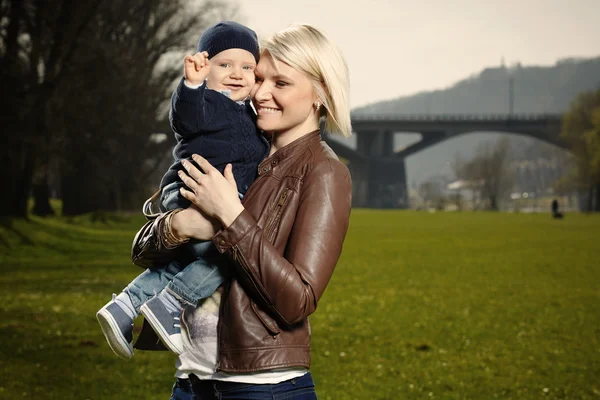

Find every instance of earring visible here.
[315,102,321,111]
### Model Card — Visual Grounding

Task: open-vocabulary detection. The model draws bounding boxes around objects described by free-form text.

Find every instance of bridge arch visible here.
[327,114,565,208]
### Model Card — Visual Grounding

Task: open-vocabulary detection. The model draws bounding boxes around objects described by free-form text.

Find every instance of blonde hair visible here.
[261,25,352,138]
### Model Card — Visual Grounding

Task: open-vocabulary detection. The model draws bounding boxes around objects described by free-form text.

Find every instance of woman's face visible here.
[251,52,318,137]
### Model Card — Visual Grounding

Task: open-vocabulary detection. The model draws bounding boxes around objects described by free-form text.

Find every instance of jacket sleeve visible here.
[212,159,352,326]
[131,211,185,269]
[169,77,216,139]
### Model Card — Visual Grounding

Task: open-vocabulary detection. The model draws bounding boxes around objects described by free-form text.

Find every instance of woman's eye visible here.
[255,77,264,83]
[276,81,288,87]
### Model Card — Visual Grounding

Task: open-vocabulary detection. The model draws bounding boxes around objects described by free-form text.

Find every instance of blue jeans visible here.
[188,372,318,400]
[171,378,193,400]
[125,182,225,309]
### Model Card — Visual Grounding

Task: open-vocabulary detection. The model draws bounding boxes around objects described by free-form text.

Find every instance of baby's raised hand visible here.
[183,51,210,86]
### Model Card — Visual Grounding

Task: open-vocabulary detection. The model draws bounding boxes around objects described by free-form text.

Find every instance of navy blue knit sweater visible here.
[161,77,269,194]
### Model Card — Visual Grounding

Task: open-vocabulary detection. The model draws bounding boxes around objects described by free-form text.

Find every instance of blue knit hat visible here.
[197,21,260,63]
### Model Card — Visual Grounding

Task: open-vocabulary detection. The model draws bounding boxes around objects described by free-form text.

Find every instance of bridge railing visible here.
[349,113,562,122]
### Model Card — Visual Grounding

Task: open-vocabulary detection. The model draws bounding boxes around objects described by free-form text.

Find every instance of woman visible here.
[132,24,352,399]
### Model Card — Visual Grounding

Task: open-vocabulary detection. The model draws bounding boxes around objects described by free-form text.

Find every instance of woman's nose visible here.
[253,82,272,101]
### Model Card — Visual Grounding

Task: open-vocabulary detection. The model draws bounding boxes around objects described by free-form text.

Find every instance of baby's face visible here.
[206,48,256,102]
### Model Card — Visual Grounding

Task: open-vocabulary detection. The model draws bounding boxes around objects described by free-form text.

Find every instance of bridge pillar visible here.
[365,156,408,208]
[348,159,369,207]
[350,129,408,208]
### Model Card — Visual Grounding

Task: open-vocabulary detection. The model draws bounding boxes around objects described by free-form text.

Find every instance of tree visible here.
[418,179,446,210]
[57,0,231,215]
[0,0,104,218]
[0,0,234,217]
[462,137,514,210]
[560,89,600,211]
[449,152,466,210]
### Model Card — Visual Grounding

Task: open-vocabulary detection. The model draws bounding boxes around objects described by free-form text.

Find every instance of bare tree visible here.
[559,89,600,211]
[1,0,235,216]
[56,0,234,215]
[418,180,446,210]
[449,151,466,209]
[0,0,104,217]
[463,137,514,210]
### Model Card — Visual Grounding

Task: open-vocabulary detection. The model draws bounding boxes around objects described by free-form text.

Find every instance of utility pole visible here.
[509,76,514,116]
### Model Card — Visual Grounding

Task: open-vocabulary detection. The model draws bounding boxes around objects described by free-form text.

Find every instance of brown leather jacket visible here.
[131,129,352,373]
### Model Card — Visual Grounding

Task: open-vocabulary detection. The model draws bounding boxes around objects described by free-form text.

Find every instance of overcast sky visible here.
[240,0,600,108]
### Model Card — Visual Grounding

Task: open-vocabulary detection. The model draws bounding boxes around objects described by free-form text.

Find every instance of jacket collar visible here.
[257,129,321,176]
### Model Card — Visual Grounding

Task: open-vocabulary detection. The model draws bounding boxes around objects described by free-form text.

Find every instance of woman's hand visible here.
[178,155,245,228]
[171,205,220,241]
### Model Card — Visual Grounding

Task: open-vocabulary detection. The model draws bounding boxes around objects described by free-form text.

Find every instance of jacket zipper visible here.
[264,188,291,242]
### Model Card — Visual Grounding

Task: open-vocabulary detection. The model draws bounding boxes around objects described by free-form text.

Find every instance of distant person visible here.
[551,199,563,219]
[96,21,268,359]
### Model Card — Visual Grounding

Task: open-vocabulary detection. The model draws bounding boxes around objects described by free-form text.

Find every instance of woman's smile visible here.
[256,105,281,115]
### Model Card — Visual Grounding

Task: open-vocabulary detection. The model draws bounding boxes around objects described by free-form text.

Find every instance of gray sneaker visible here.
[96,295,134,360]
[140,297,183,354]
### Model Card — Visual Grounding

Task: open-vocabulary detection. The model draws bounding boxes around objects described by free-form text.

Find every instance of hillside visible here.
[339,56,600,186]
[352,57,600,116]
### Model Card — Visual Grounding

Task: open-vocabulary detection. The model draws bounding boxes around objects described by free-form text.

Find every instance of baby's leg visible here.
[125,262,183,313]
[166,241,225,306]
[134,259,195,355]
[97,262,184,359]
[139,244,224,355]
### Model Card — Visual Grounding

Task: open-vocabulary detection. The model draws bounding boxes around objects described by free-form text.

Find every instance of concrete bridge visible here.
[323,114,564,208]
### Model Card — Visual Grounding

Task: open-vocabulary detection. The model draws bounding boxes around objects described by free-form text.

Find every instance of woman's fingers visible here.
[179,185,195,201]
[191,154,217,175]
[181,159,205,182]
[224,164,238,191]
[178,156,217,197]
[177,169,199,192]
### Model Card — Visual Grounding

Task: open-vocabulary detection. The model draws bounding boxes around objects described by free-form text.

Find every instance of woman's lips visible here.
[257,106,281,115]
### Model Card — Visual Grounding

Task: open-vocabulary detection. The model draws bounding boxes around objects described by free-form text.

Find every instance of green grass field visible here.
[1,211,599,399]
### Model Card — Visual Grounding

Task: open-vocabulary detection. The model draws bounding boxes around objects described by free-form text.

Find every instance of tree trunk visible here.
[595,183,600,212]
[0,165,28,218]
[61,168,96,216]
[0,1,28,218]
[61,156,109,216]
[489,195,498,211]
[32,173,55,217]
[587,185,594,213]
[20,143,38,217]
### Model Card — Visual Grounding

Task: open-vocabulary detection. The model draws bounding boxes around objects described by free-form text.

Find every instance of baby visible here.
[97,21,268,359]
